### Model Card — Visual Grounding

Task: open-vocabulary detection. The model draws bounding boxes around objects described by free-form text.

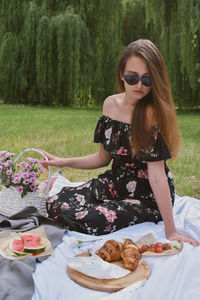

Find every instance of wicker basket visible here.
[0,148,51,217]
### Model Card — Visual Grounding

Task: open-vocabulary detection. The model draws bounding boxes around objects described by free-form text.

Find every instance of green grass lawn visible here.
[0,104,199,199]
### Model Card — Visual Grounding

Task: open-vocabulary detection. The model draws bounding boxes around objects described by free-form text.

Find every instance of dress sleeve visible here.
[138,126,171,162]
[93,115,107,144]
[93,115,114,152]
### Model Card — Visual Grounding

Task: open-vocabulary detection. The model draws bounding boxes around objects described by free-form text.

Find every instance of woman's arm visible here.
[40,144,112,170]
[147,160,199,246]
[40,97,118,170]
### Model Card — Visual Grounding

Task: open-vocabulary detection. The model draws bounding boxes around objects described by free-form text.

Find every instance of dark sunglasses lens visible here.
[124,75,151,87]
[142,78,151,87]
[124,75,138,85]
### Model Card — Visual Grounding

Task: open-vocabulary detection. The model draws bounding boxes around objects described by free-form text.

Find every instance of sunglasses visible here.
[123,74,151,87]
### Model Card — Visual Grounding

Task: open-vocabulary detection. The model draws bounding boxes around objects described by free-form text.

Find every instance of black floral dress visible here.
[46,115,175,235]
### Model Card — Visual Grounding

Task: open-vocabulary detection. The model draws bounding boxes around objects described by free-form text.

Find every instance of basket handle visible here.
[14,148,51,196]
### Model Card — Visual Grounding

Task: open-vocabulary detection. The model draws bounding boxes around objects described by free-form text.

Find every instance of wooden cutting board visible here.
[67,252,151,292]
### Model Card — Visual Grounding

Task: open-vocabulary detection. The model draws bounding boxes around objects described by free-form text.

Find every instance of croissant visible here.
[121,239,141,271]
[123,239,141,252]
[96,239,123,262]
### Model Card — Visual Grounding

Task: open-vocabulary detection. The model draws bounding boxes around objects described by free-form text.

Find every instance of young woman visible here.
[41,39,198,246]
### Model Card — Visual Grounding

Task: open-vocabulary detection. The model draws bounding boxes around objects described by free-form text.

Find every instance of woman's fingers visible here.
[38,149,54,160]
[169,233,199,247]
[40,159,50,169]
[38,149,64,168]
[37,149,48,155]
[186,238,199,247]
[38,149,57,166]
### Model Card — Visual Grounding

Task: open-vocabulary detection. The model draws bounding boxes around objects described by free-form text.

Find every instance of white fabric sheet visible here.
[32,179,200,300]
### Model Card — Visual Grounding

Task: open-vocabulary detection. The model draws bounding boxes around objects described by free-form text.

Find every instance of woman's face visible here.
[121,56,151,101]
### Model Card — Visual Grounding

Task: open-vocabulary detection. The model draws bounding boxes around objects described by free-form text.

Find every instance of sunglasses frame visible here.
[123,74,151,87]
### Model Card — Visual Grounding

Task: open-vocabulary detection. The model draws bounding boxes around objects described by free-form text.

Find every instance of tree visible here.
[80,0,123,105]
[145,0,200,108]
[122,0,148,46]
[0,1,91,105]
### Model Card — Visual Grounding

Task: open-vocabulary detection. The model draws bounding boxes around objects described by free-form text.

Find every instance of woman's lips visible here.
[133,90,143,94]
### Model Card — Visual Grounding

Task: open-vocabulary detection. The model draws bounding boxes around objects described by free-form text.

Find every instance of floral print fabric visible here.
[46,115,175,235]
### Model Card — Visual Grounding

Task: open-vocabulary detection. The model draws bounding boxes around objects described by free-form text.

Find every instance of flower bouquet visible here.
[0,148,51,217]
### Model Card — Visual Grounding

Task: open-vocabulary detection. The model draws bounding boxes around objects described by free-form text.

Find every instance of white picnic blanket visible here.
[32,178,200,300]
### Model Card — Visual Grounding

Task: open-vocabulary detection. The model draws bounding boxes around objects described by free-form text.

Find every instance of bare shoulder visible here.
[103,93,124,117]
[145,104,157,130]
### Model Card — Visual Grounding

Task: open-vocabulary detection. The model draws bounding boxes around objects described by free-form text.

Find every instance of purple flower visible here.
[28,171,36,177]
[34,158,40,163]
[6,169,12,176]
[30,183,37,191]
[23,179,30,185]
[29,177,36,183]
[18,162,26,168]
[21,172,29,178]
[26,157,35,163]
[0,153,43,198]
[31,173,37,178]
[38,164,44,173]
[14,173,22,180]
[12,177,20,184]
[5,152,15,158]
[0,151,7,156]
[27,157,39,163]
[3,160,12,167]
[16,186,23,194]
[25,163,32,171]
[17,171,23,177]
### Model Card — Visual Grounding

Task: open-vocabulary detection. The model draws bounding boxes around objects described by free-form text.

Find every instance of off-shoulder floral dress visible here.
[46,115,175,235]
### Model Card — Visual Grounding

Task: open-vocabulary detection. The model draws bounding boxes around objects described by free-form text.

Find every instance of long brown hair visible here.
[116,39,180,159]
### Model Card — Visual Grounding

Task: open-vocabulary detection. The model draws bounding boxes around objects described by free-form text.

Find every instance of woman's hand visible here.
[39,150,65,169]
[39,145,111,170]
[147,161,199,248]
[167,232,199,247]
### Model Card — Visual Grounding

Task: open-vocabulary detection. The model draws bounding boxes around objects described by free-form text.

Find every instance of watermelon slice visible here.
[31,251,44,256]
[10,234,46,256]
[21,234,41,243]
[23,240,46,253]
[10,238,27,256]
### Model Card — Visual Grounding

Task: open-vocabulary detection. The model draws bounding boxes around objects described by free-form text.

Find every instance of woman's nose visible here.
[135,80,143,88]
